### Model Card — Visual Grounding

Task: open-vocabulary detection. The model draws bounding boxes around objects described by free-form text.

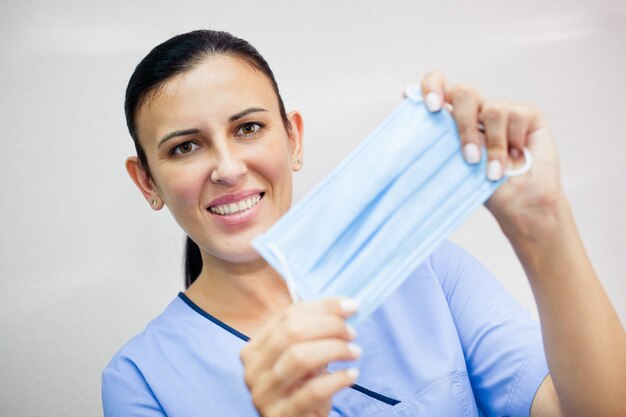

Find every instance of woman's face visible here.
[131,55,303,264]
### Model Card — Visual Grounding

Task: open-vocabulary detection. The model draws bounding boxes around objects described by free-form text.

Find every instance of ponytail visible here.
[184,236,203,288]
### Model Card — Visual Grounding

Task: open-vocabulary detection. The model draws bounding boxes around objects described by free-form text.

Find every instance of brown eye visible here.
[172,141,199,156]
[237,122,262,137]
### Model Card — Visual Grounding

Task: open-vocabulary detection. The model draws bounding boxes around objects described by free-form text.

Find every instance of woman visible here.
[102,30,626,416]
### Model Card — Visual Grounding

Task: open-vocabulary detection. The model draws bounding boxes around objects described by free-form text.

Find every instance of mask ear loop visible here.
[266,242,301,303]
[504,147,533,177]
[475,122,533,177]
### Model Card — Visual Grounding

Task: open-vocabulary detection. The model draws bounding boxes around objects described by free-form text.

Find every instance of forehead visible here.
[136,55,278,142]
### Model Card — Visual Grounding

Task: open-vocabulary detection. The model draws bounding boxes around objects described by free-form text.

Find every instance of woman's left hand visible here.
[420,71,566,237]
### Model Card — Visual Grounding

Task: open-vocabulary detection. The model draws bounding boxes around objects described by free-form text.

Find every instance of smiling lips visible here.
[209,193,262,215]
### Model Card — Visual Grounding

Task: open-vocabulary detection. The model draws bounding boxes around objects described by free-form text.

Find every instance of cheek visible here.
[158,163,208,207]
[253,140,293,188]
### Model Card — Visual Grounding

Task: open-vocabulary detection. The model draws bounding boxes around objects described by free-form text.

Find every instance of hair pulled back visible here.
[125,30,289,288]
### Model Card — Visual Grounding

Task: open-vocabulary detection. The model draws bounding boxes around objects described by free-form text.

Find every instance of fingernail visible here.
[340,298,359,314]
[425,92,442,112]
[346,324,357,339]
[463,143,481,164]
[348,343,362,358]
[487,159,503,181]
[346,368,360,380]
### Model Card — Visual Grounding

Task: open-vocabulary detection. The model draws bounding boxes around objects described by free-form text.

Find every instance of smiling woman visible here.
[124,32,303,286]
[102,30,626,417]
[128,55,302,266]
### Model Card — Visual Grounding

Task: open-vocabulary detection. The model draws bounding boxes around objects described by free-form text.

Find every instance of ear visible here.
[125,157,164,210]
[286,111,304,172]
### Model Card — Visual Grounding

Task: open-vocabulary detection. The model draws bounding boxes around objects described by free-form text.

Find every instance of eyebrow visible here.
[229,107,268,122]
[157,107,269,149]
[158,128,200,149]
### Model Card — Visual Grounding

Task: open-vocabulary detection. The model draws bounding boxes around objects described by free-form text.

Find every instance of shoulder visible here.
[102,294,257,416]
[426,239,499,292]
[102,292,248,387]
[101,296,187,415]
[428,239,482,277]
[103,296,185,374]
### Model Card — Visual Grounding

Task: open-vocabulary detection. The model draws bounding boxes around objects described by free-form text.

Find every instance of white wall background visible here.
[1,1,624,416]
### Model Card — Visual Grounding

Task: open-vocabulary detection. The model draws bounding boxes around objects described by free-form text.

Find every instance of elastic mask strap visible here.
[266,243,301,303]
[504,147,533,177]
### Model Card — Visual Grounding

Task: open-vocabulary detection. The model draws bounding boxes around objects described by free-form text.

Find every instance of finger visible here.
[421,70,448,112]
[480,101,510,181]
[448,84,483,164]
[507,104,530,154]
[284,368,359,416]
[243,298,357,352]
[245,314,356,377]
[241,306,357,382]
[272,340,362,389]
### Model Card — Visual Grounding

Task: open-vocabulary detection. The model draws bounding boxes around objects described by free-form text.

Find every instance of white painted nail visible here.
[346,368,360,380]
[348,343,362,357]
[340,298,359,314]
[425,92,442,112]
[463,143,481,164]
[487,159,503,181]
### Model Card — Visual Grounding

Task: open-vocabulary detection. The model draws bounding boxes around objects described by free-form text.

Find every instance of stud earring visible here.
[151,199,158,207]
[296,159,302,165]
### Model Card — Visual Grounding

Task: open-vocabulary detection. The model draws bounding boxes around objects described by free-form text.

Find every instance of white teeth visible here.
[210,194,261,216]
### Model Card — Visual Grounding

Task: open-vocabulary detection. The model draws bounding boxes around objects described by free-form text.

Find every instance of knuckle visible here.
[240,345,250,361]
[481,105,504,122]
[284,347,308,369]
[243,370,254,389]
[486,135,507,149]
[250,390,264,408]
[283,318,304,340]
[508,106,525,123]
[486,134,507,153]
[450,84,474,101]
[486,144,506,157]
[277,308,291,322]
[459,125,478,138]
[308,383,327,402]
[526,104,545,121]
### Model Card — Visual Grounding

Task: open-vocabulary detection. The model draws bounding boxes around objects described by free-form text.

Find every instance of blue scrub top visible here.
[102,241,549,416]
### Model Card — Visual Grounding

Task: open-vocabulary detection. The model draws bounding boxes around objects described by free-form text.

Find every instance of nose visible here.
[210,145,247,185]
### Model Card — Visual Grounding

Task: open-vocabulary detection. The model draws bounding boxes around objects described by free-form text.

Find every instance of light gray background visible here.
[1,1,624,416]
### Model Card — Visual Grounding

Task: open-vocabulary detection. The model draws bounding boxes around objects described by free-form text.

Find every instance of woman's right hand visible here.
[240,299,361,417]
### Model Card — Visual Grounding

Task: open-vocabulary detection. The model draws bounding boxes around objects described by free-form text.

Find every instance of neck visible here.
[184,251,292,335]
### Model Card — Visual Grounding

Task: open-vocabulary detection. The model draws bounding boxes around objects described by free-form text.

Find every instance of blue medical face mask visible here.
[253,85,531,324]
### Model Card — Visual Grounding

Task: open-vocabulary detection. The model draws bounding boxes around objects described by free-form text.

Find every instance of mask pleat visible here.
[310,127,461,296]
[253,95,506,321]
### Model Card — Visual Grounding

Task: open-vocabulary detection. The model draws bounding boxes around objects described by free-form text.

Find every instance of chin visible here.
[222,249,262,264]
[204,242,263,265]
